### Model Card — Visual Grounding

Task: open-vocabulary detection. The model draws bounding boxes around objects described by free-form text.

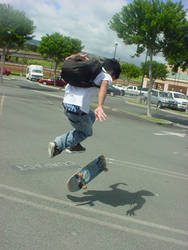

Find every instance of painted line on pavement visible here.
[153,131,186,137]
[107,158,188,180]
[0,184,187,237]
[31,90,63,99]
[0,192,188,247]
[0,95,5,116]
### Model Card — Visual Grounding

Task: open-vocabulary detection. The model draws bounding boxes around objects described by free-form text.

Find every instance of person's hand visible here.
[94,106,107,122]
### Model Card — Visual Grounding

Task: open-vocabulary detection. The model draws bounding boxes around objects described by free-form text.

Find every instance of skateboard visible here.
[66,155,107,192]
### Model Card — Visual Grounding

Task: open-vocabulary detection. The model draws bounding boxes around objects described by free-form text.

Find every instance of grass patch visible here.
[165,108,188,116]
[11,72,26,76]
[119,75,142,84]
[9,57,63,70]
[139,115,170,124]
[117,109,169,124]
[126,100,146,107]
[127,100,188,116]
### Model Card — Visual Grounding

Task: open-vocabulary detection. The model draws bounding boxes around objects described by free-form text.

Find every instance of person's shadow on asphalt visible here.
[67,183,154,216]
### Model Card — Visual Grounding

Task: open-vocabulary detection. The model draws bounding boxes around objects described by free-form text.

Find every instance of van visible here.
[26,65,43,81]
[167,91,188,111]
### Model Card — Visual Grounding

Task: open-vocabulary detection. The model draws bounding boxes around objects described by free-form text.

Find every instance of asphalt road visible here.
[0,78,188,250]
[104,95,188,127]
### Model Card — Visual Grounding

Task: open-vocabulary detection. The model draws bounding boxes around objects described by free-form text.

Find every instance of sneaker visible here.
[66,143,86,153]
[48,142,62,158]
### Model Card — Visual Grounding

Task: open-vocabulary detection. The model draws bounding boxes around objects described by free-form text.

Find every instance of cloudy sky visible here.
[1,0,188,65]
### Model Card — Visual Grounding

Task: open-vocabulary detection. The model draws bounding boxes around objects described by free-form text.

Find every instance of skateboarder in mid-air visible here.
[48,53,121,158]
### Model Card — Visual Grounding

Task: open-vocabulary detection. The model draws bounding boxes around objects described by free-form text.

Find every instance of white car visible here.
[113,84,127,92]
[109,85,125,96]
[125,85,141,95]
[167,91,188,111]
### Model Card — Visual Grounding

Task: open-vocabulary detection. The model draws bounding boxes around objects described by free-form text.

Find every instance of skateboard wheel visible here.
[82,185,87,190]
[78,173,83,177]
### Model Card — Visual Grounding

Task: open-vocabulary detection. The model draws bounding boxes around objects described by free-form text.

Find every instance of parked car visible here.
[143,89,177,109]
[107,85,125,96]
[140,88,149,95]
[113,84,127,92]
[125,85,142,96]
[1,68,11,76]
[39,77,66,87]
[167,91,188,111]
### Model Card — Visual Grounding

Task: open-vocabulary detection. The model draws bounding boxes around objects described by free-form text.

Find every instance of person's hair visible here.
[102,59,121,79]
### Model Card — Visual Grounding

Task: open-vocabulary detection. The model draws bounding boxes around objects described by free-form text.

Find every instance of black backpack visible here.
[61,58,102,88]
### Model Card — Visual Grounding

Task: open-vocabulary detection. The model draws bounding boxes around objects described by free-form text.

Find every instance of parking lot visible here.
[0,78,188,250]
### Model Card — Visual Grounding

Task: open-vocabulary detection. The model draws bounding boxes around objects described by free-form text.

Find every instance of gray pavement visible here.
[3,75,188,127]
[0,78,188,250]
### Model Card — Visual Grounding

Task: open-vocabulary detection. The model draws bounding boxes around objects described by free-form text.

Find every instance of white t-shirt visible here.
[63,69,112,113]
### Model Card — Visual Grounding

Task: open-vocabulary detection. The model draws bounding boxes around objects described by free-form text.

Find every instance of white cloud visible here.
[2,0,169,65]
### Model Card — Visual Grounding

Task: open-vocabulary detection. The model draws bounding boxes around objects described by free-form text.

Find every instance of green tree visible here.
[0,4,35,82]
[121,63,141,82]
[109,0,188,116]
[38,32,83,85]
[141,61,168,81]
[24,43,38,52]
[162,3,188,72]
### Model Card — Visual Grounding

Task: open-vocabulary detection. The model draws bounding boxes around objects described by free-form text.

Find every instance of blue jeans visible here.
[55,108,96,151]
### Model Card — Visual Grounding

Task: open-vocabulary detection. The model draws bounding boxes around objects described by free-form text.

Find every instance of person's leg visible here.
[49,109,95,157]
[66,109,96,152]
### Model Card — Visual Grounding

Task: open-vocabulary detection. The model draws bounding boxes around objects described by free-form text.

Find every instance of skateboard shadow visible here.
[67,183,154,216]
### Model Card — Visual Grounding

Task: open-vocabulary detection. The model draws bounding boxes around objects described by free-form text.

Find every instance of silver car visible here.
[167,91,188,111]
[143,89,177,109]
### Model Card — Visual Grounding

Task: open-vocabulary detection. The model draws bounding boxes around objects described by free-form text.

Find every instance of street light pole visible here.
[113,42,118,59]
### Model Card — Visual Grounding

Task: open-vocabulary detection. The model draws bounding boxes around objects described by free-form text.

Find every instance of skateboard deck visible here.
[66,155,107,192]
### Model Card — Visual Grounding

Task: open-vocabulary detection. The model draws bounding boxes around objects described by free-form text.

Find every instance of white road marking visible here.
[0,184,188,238]
[0,192,188,247]
[153,131,186,137]
[112,108,118,111]
[107,158,188,180]
[0,94,5,116]
[31,90,62,99]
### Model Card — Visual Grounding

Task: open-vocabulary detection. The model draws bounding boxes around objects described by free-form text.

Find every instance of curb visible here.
[125,100,188,118]
[125,100,188,128]
[90,103,172,126]
[171,123,188,129]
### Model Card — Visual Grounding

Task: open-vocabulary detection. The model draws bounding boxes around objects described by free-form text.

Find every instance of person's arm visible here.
[94,80,108,122]
[65,53,88,61]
